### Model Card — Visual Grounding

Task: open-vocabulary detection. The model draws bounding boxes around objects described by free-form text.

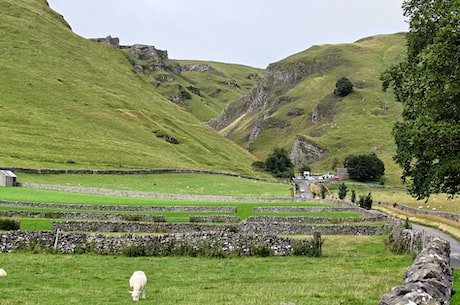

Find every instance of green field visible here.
[13,172,292,198]
[0,235,413,305]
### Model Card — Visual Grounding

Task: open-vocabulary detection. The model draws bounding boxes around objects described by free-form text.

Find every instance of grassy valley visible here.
[212,33,407,184]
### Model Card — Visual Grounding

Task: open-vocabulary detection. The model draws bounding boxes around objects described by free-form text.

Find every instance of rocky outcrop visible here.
[207,47,347,152]
[290,136,329,168]
[208,48,345,131]
[91,35,120,48]
[129,44,170,73]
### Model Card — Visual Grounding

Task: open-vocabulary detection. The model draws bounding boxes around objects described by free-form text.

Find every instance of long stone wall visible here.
[0,200,237,212]
[4,167,283,183]
[0,210,167,222]
[0,229,308,256]
[246,215,388,224]
[379,230,454,305]
[50,219,390,236]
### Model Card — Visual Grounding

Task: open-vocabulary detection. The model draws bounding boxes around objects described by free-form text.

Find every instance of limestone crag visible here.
[290,136,329,168]
[207,47,347,149]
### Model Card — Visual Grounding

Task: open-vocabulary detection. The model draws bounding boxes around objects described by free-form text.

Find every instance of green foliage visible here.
[338,182,348,200]
[250,243,274,257]
[384,233,410,254]
[251,161,266,171]
[358,192,373,210]
[351,190,356,203]
[0,218,20,230]
[334,77,353,97]
[292,233,324,257]
[381,0,460,199]
[319,185,326,199]
[264,147,294,178]
[404,217,412,230]
[344,153,385,182]
[122,245,147,257]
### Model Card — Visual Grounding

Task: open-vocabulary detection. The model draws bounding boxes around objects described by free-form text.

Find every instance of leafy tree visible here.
[338,183,348,200]
[344,153,385,182]
[334,77,353,97]
[264,147,294,178]
[381,0,460,199]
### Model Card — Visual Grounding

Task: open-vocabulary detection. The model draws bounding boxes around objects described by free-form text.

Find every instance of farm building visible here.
[0,170,17,187]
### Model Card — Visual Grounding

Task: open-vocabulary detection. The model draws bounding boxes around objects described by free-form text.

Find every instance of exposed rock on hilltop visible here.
[91,35,120,48]
[91,37,263,122]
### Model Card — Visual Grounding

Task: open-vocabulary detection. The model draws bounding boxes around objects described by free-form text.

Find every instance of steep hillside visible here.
[209,33,407,182]
[0,0,258,174]
[90,39,264,122]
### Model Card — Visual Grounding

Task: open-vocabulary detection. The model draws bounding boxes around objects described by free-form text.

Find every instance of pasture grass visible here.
[14,172,291,198]
[0,235,413,305]
[327,183,460,214]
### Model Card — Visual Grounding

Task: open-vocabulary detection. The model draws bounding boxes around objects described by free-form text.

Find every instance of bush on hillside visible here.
[334,77,353,97]
[344,153,385,182]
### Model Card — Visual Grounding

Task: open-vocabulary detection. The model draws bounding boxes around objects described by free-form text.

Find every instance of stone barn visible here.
[0,170,17,187]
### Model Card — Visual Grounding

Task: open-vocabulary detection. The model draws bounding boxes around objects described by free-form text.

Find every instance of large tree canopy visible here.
[381,0,460,199]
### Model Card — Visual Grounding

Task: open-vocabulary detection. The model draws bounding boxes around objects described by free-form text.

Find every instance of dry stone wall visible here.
[379,232,454,305]
[50,219,390,236]
[0,210,166,222]
[0,200,236,213]
[0,230,303,256]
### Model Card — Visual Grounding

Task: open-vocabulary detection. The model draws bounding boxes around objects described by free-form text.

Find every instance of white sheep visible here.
[129,270,147,301]
[0,268,7,278]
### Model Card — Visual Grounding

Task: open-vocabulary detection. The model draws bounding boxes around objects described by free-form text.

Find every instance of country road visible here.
[411,223,460,269]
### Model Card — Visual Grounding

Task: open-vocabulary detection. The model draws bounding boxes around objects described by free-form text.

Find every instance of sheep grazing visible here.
[0,268,7,278]
[129,271,147,301]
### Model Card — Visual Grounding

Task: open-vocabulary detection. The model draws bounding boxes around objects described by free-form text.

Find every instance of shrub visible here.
[334,77,353,97]
[319,185,326,199]
[292,233,324,257]
[358,192,373,210]
[122,245,147,257]
[338,183,348,200]
[351,190,356,203]
[0,219,20,230]
[251,242,273,257]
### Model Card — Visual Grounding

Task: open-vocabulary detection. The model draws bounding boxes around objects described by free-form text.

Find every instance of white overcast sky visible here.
[47,0,408,68]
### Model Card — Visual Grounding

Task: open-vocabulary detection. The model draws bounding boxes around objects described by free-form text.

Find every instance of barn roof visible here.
[0,170,17,178]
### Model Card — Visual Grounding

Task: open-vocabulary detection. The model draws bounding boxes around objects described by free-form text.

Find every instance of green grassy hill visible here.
[210,33,407,184]
[0,0,258,174]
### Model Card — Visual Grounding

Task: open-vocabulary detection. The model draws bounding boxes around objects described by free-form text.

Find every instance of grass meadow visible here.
[1,173,459,304]
[0,235,413,305]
